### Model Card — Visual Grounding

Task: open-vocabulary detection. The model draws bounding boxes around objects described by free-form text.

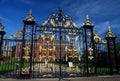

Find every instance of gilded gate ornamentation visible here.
[0,9,119,79]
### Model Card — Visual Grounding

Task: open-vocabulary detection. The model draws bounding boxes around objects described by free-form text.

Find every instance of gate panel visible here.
[32,9,85,78]
[33,28,56,78]
[95,40,110,75]
[33,26,84,78]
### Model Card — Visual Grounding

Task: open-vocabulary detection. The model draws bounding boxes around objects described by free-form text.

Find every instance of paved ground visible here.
[0,75,120,81]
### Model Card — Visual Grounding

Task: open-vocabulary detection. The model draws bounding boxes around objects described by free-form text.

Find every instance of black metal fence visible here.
[0,30,119,78]
[0,9,120,79]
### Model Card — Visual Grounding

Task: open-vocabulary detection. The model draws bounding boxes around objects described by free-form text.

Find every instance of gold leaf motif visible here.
[50,19,56,27]
[41,20,48,26]
[65,46,68,52]
[88,56,94,60]
[23,46,30,56]
[72,22,78,29]
[87,32,91,35]
[63,21,71,27]
[66,35,70,42]
[75,35,79,41]
[39,46,42,52]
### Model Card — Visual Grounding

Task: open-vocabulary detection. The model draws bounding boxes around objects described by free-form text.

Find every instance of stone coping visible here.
[0,75,120,81]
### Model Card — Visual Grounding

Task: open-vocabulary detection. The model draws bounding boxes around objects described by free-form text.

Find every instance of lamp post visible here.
[0,18,6,63]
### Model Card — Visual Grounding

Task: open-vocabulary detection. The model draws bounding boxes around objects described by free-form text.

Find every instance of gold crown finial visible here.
[106,24,115,37]
[84,15,93,26]
[25,9,35,21]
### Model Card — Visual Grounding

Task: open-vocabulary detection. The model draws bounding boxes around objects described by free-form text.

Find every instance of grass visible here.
[0,60,38,74]
[0,62,19,74]
[96,67,110,73]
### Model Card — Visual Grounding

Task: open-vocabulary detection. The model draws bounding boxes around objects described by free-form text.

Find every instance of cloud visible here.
[111,24,120,29]
[59,0,103,27]
[61,0,120,15]
[60,0,120,20]
[59,0,120,36]
[0,16,10,22]
[95,21,109,36]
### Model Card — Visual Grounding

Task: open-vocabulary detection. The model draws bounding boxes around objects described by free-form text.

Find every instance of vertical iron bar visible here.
[84,29,89,77]
[107,39,113,75]
[59,27,62,80]
[30,25,34,78]
[83,30,86,76]
[0,34,4,75]
[31,25,33,77]
[91,28,96,73]
[0,35,4,56]
[113,38,119,72]
[20,24,25,77]
[1,40,4,75]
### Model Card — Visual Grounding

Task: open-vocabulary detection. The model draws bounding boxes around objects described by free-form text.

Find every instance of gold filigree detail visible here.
[63,21,71,27]
[88,56,94,60]
[75,35,79,41]
[23,46,30,56]
[66,35,70,42]
[87,32,91,36]
[88,47,93,60]
[88,47,93,55]
[78,55,81,61]
[50,35,55,41]
[41,20,48,27]
[71,22,79,29]
[22,46,30,61]
[21,67,30,74]
[94,34,101,43]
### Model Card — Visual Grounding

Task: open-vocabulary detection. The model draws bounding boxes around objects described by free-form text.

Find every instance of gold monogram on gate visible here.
[22,46,30,61]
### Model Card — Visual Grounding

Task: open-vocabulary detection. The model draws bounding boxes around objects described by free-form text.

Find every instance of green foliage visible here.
[96,67,110,73]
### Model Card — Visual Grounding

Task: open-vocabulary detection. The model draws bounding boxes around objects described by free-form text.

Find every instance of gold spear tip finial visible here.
[108,24,111,32]
[86,15,89,20]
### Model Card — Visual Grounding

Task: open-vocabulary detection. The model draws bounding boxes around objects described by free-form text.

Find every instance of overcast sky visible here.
[0,0,120,37]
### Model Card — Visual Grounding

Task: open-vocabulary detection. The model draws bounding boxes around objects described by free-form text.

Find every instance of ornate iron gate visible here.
[32,9,84,78]
[0,9,119,79]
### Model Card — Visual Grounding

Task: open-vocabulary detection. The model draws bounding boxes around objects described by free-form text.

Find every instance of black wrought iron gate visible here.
[32,9,84,78]
[0,9,119,79]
